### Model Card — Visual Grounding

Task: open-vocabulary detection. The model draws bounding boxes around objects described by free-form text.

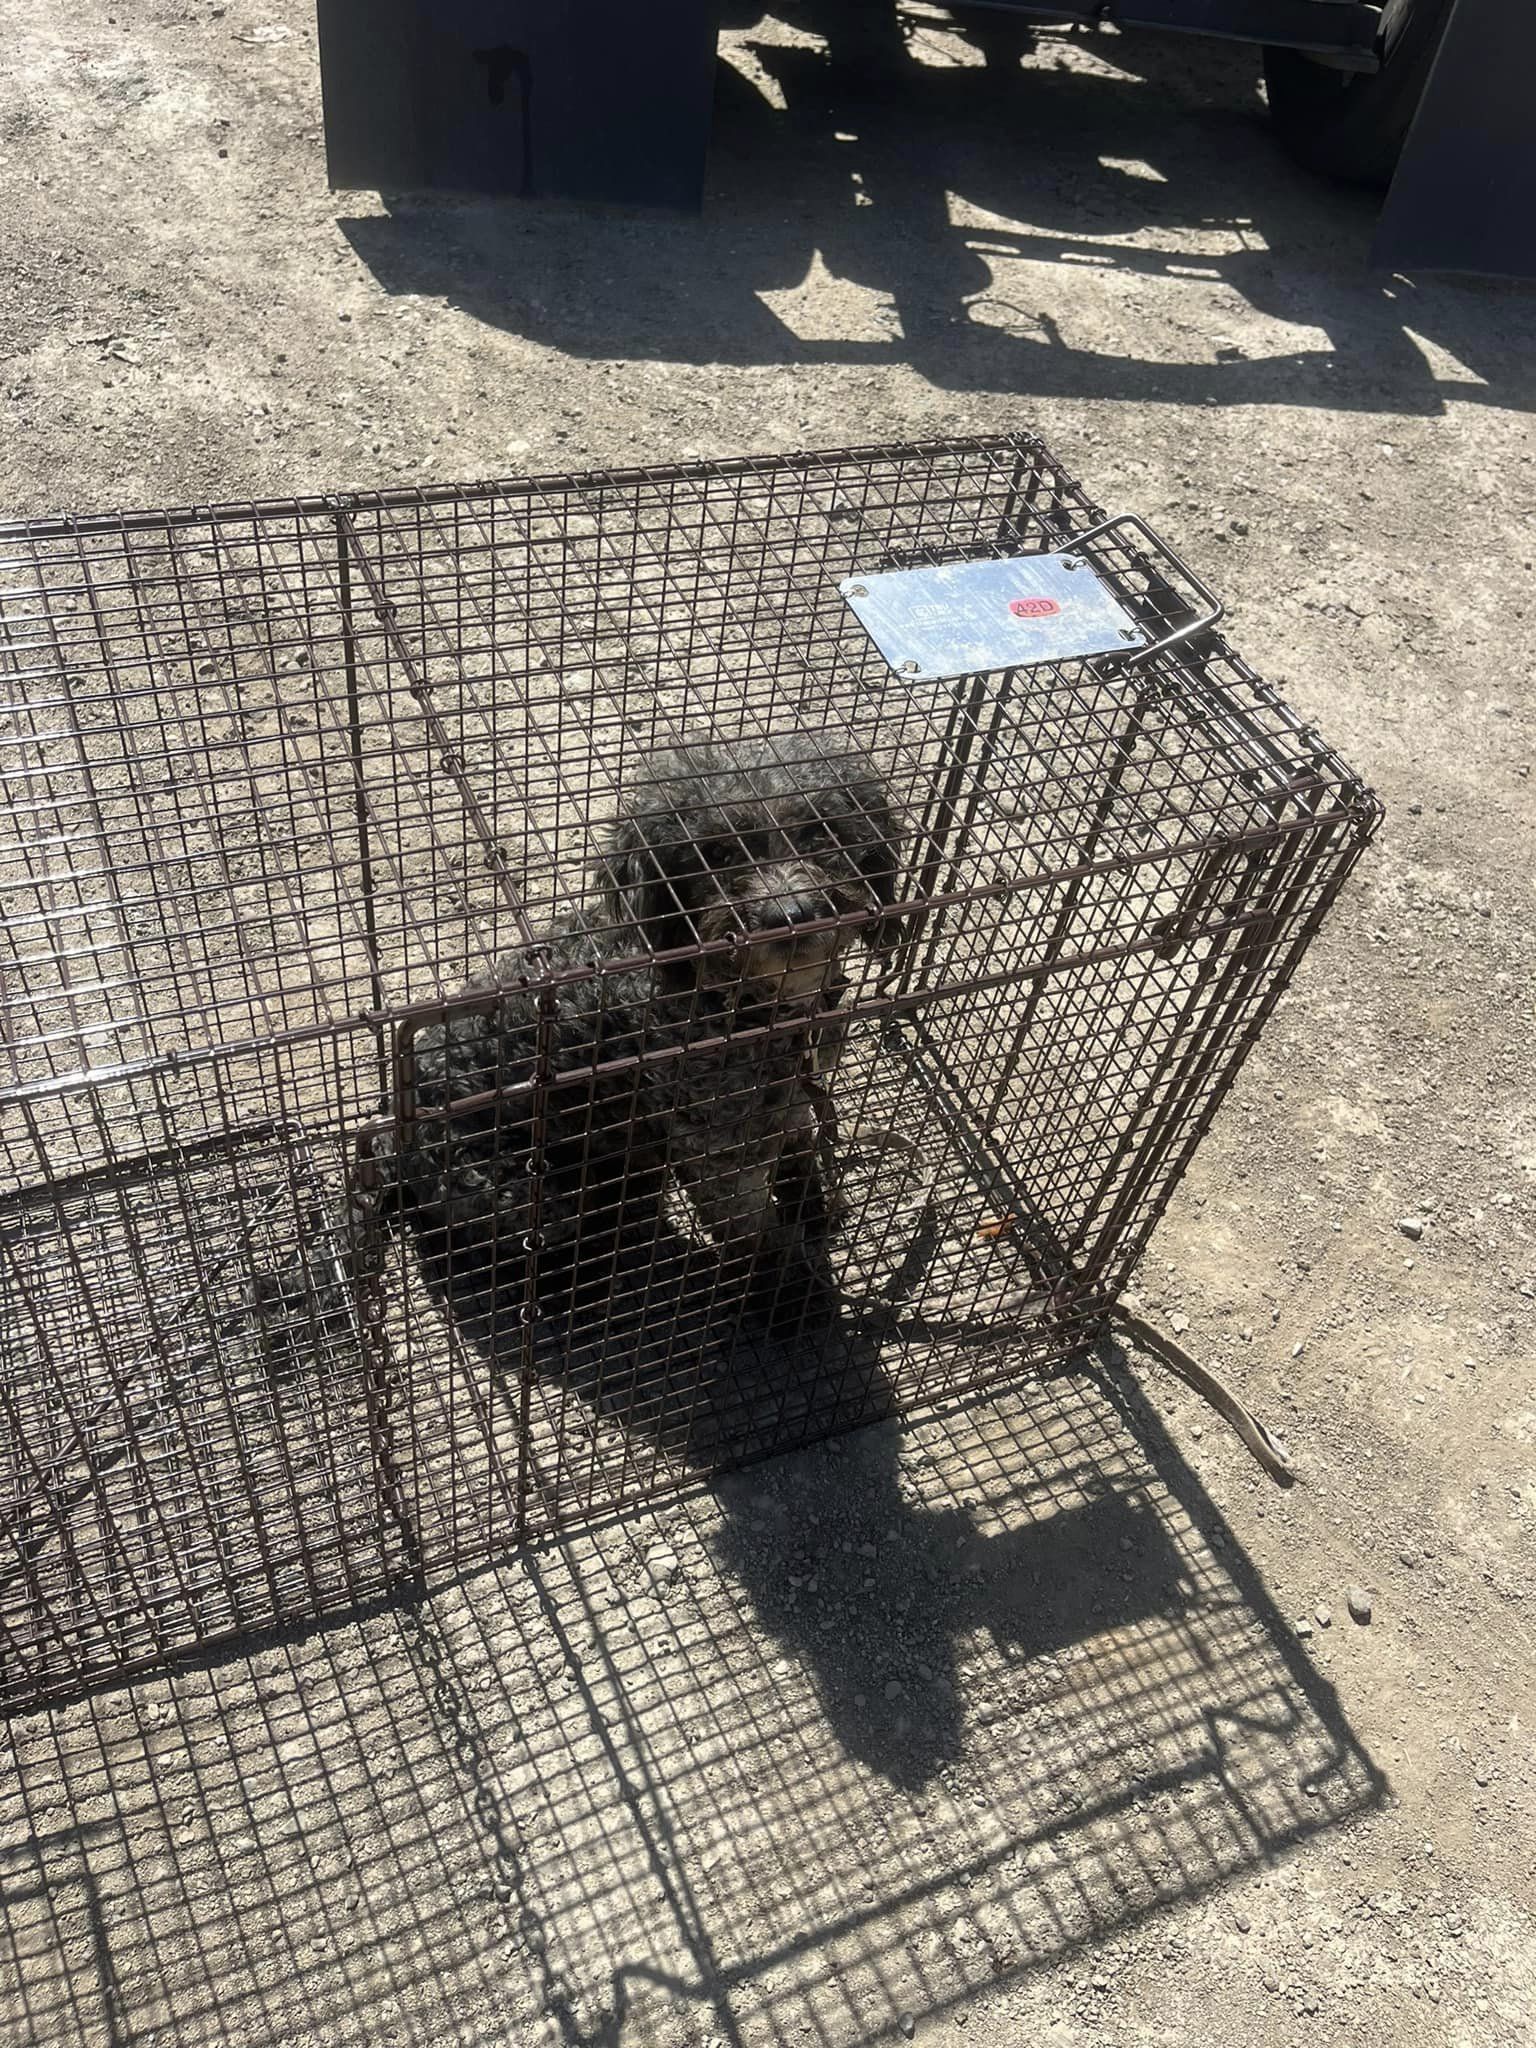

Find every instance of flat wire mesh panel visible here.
[0,437,1381,1707]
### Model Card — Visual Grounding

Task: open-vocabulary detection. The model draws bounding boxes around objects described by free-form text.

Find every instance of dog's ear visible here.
[829,779,907,953]
[592,814,662,941]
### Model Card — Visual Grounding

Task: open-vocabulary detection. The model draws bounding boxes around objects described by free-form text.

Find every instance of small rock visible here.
[1474,1766,1491,1788]
[1296,1618,1313,1638]
[1262,1970,1281,1993]
[899,2014,917,2040]
[1347,1585,1373,1625]
[884,1678,903,1701]
[1170,1313,1190,1334]
[1397,1217,1424,1241]
[1234,1910,1252,1933]
[1315,1603,1333,1628]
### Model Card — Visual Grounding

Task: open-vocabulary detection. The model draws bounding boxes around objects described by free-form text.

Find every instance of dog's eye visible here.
[701,838,745,870]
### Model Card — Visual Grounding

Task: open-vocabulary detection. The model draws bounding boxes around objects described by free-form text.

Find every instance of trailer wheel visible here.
[1263,0,1454,188]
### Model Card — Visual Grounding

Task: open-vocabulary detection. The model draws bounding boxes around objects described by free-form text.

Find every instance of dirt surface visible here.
[2,5,1534,2046]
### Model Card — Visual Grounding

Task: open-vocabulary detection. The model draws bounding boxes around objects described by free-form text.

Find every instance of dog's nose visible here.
[783,892,835,928]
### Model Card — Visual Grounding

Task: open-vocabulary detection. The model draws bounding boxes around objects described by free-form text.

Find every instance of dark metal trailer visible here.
[313,2,1531,276]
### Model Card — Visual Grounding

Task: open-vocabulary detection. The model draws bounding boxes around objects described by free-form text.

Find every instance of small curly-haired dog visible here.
[261,730,903,1338]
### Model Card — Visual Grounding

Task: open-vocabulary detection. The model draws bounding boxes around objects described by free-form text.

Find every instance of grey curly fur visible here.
[259,730,903,1335]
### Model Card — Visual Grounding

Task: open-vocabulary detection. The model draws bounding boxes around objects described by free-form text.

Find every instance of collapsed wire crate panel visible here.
[0,437,1381,1709]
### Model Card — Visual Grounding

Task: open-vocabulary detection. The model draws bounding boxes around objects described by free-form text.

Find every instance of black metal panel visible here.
[316,0,720,207]
[1372,0,1536,278]
[315,0,422,192]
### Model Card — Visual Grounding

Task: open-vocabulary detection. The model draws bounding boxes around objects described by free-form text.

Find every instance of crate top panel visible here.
[0,438,1379,1097]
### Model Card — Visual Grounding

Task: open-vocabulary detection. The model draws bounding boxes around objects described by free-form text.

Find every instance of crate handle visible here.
[1068,510,1225,665]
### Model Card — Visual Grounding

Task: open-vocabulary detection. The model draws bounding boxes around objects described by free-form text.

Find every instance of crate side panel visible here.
[0,1078,405,1709]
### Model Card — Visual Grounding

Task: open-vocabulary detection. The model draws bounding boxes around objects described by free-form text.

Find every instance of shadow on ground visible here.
[1,1349,1384,2047]
[338,6,1532,421]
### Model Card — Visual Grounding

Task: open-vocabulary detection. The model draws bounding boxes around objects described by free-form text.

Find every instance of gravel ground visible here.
[2,5,1534,2046]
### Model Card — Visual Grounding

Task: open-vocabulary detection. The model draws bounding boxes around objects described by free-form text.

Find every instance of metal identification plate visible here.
[839,551,1147,681]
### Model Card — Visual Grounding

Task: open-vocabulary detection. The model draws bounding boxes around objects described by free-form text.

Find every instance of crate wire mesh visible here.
[0,1377,1384,2048]
[0,436,1381,1708]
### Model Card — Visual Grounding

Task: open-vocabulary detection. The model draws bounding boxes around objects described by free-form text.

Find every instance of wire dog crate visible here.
[0,436,1380,1709]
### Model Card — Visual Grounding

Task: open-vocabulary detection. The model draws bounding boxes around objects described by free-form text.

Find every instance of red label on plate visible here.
[1009,596,1061,620]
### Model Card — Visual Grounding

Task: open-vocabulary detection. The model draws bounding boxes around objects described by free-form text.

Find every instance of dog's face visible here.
[596,737,904,1002]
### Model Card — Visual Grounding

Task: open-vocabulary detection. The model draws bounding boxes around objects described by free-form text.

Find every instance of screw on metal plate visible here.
[849,583,868,597]
[901,659,921,673]
[1120,628,1140,642]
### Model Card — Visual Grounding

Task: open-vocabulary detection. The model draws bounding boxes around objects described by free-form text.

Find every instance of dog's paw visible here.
[249,1257,358,1370]
[249,1260,305,1318]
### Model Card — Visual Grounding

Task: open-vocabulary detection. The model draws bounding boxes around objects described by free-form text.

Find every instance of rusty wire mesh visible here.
[0,1374,1384,2048]
[0,435,1380,1709]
